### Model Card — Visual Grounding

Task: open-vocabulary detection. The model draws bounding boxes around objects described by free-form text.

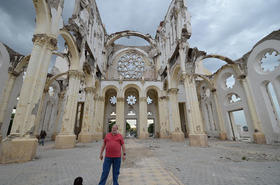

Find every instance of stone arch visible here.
[106,30,156,48]
[122,84,142,97]
[202,54,234,65]
[145,85,161,96]
[14,55,31,74]
[109,48,156,80]
[103,87,118,135]
[44,72,67,92]
[170,65,181,88]
[102,85,119,97]
[59,29,80,70]
[48,79,61,94]
[111,48,152,66]
[193,73,214,90]
[33,0,52,34]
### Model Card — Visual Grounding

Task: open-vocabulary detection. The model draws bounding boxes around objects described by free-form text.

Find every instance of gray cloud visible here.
[0,0,35,55]
[0,0,279,65]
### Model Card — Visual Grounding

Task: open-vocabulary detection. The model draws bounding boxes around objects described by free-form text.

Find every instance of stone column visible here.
[240,77,266,144]
[0,34,57,164]
[78,87,95,143]
[212,89,227,140]
[0,72,17,141]
[116,97,125,136]
[158,96,170,138]
[183,75,208,146]
[168,88,185,141]
[92,96,104,140]
[51,92,65,140]
[139,97,148,139]
[33,90,47,137]
[55,70,83,149]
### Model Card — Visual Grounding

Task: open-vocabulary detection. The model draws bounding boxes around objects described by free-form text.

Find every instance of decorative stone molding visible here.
[68,70,84,79]
[32,34,58,51]
[139,97,147,102]
[98,96,105,101]
[84,87,95,93]
[159,96,168,102]
[58,92,65,99]
[93,95,99,101]
[7,70,19,77]
[168,88,179,94]
[48,0,64,9]
[117,97,125,102]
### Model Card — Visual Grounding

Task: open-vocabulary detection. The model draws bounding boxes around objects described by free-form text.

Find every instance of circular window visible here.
[117,53,145,79]
[258,50,280,73]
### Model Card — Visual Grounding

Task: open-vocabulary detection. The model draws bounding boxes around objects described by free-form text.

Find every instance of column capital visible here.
[84,87,95,93]
[117,97,125,102]
[8,69,20,77]
[168,88,179,94]
[58,92,65,99]
[68,70,84,79]
[139,97,147,102]
[98,96,105,101]
[158,96,168,102]
[211,88,217,93]
[32,34,57,51]
[93,95,98,100]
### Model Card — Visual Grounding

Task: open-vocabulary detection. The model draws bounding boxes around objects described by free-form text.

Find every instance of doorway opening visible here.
[126,119,137,138]
[147,118,155,137]
[229,109,250,142]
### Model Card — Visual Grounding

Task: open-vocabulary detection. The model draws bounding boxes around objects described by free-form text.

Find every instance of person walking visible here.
[39,130,47,146]
[98,124,126,185]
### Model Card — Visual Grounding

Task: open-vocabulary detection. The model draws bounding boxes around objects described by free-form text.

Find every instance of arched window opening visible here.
[229,109,250,141]
[266,82,280,124]
[210,103,217,130]
[205,104,212,131]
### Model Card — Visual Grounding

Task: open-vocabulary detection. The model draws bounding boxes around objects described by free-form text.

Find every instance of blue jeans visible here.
[98,157,121,185]
[38,138,45,146]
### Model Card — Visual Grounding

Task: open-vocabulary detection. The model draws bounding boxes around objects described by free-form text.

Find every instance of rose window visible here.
[110,96,117,105]
[127,95,137,105]
[117,53,145,79]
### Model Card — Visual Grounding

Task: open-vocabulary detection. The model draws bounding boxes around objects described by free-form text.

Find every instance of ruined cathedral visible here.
[0,0,280,164]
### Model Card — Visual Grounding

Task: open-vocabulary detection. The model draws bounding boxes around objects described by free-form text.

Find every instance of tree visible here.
[126,122,131,131]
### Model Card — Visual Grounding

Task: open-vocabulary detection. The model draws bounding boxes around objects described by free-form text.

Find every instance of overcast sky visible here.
[0,0,279,71]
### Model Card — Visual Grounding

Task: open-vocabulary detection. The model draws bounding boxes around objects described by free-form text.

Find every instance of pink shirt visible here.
[104,133,124,157]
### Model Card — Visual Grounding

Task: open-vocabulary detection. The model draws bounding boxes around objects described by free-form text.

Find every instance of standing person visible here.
[39,130,47,146]
[98,124,126,185]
